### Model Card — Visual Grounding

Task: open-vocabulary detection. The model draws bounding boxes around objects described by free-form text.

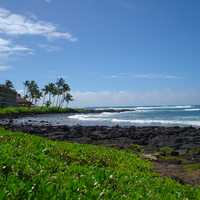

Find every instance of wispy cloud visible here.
[0,37,32,71]
[0,7,77,41]
[132,74,183,79]
[38,44,62,52]
[0,37,32,56]
[0,65,11,71]
[104,73,183,80]
[71,89,199,107]
[0,7,77,71]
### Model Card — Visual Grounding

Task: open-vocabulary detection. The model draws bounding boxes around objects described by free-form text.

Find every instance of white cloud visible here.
[0,65,11,71]
[0,7,77,41]
[71,89,199,107]
[0,37,32,56]
[0,37,32,70]
[105,73,183,80]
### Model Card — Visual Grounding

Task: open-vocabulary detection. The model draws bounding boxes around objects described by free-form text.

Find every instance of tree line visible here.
[1,78,73,108]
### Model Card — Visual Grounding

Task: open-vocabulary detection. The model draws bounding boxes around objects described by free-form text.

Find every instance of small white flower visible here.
[109,174,113,179]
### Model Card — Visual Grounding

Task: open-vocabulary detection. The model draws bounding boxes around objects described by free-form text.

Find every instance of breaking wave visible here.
[135,105,192,110]
[68,112,200,127]
[184,108,200,112]
[111,119,200,126]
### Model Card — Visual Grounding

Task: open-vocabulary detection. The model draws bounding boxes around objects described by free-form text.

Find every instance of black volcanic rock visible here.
[1,120,200,153]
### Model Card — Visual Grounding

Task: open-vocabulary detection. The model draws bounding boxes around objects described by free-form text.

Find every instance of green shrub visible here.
[129,144,144,154]
[0,106,84,116]
[187,147,200,156]
[159,146,174,156]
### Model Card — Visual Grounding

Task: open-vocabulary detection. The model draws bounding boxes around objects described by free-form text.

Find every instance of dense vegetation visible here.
[0,106,85,116]
[0,128,199,200]
[0,81,17,107]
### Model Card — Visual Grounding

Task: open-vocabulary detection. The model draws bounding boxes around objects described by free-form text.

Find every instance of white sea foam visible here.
[68,114,110,121]
[174,105,193,109]
[95,107,136,111]
[184,108,200,112]
[69,114,200,126]
[97,112,116,116]
[95,105,194,112]
[135,105,193,110]
[111,119,200,126]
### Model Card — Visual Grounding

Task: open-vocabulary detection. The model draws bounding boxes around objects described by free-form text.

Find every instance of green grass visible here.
[184,163,200,172]
[0,106,85,116]
[0,128,200,200]
[159,146,174,156]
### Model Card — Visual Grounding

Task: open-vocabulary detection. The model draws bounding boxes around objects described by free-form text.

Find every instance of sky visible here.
[0,0,200,107]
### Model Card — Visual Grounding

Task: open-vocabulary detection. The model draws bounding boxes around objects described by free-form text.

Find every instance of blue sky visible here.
[0,0,200,107]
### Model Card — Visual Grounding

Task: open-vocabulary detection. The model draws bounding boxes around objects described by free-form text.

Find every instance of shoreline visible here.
[2,122,199,150]
[0,108,135,119]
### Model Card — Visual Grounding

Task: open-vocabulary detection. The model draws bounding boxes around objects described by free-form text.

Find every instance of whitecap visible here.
[135,105,193,110]
[112,118,200,126]
[184,108,200,112]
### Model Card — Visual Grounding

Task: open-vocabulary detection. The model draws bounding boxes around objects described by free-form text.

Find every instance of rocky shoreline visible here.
[0,118,200,185]
[1,121,199,151]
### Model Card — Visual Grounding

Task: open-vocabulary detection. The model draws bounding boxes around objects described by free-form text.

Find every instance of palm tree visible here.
[23,80,30,98]
[48,82,56,106]
[23,80,41,105]
[59,83,71,108]
[5,80,14,90]
[33,89,42,105]
[55,79,73,109]
[55,78,65,107]
[42,85,49,106]
[22,78,73,108]
[64,93,73,107]
[42,82,57,107]
[51,83,58,106]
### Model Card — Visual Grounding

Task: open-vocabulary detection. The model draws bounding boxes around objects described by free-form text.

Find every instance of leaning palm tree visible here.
[64,93,73,107]
[42,82,57,107]
[55,78,71,109]
[42,85,49,106]
[51,84,58,107]
[48,82,56,106]
[58,83,71,108]
[55,78,65,107]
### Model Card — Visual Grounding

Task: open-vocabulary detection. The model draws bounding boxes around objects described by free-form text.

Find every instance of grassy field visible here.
[0,129,200,199]
[0,106,85,116]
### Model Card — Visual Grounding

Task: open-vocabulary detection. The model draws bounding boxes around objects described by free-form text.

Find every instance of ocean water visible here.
[15,105,200,127]
[68,105,200,127]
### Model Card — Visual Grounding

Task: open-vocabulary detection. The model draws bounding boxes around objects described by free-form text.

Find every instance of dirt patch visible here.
[153,161,200,185]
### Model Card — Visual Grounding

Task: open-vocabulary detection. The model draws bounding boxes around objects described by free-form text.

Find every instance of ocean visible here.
[15,105,200,127]
[68,105,200,127]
